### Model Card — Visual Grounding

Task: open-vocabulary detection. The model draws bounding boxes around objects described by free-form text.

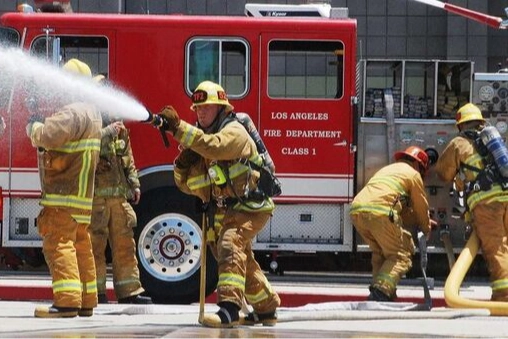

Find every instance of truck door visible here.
[259,34,354,202]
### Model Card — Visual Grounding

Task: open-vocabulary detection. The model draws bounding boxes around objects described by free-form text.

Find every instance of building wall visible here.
[3,0,508,72]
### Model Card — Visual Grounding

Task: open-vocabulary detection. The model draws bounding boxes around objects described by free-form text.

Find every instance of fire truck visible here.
[0,2,505,303]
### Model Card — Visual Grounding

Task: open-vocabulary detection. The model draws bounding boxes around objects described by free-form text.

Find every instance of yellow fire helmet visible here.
[190,81,234,113]
[455,103,485,126]
[93,74,106,83]
[63,58,92,78]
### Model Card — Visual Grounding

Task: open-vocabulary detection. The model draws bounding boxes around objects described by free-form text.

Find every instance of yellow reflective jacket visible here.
[29,102,102,223]
[94,122,139,199]
[435,135,508,211]
[173,119,274,213]
[350,161,432,234]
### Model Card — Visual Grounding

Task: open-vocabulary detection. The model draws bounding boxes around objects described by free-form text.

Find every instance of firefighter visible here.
[26,58,101,318]
[155,80,280,328]
[349,146,436,301]
[89,75,151,304]
[435,103,508,302]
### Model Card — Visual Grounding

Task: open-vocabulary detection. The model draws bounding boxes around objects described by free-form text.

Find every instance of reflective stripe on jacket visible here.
[435,136,508,211]
[173,119,274,213]
[29,102,102,220]
[350,162,431,234]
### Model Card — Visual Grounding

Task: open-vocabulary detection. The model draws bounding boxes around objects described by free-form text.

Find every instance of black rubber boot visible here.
[78,308,93,317]
[34,305,79,318]
[117,294,152,304]
[367,286,394,302]
[241,311,278,326]
[201,301,240,328]
[98,293,109,304]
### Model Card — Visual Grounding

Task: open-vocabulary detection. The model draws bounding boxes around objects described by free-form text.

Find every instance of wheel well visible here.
[137,165,174,195]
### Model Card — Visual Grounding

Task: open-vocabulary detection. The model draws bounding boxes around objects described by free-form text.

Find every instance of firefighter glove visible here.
[131,188,141,205]
[25,121,44,139]
[157,105,180,133]
[101,121,123,138]
[175,148,200,169]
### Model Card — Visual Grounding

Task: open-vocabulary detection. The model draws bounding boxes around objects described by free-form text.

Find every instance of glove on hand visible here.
[158,105,180,134]
[26,121,43,138]
[102,121,123,138]
[175,148,200,169]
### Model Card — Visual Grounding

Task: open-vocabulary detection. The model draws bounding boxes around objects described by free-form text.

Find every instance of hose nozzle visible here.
[144,109,170,148]
[144,110,160,125]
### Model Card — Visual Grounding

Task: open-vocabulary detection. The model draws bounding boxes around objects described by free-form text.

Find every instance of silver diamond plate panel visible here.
[8,198,42,241]
[258,204,343,244]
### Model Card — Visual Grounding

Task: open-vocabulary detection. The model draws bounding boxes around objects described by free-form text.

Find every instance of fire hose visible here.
[444,230,508,316]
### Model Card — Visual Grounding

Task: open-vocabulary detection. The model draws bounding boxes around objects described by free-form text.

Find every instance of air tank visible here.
[480,125,508,178]
[235,112,276,173]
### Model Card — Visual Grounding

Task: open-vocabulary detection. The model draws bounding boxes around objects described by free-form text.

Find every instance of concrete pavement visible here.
[0,270,453,307]
[0,270,493,307]
[0,300,503,338]
[0,271,505,337]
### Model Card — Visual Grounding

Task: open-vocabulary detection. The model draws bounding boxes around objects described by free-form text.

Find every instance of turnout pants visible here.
[350,211,414,298]
[90,197,143,299]
[472,201,508,301]
[37,207,98,309]
[215,209,280,313]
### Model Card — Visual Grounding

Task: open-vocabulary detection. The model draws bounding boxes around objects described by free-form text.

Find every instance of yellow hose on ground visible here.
[444,230,508,316]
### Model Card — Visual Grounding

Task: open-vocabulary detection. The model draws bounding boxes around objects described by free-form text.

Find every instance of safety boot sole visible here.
[200,313,239,328]
[78,308,93,317]
[34,306,78,318]
[240,312,277,326]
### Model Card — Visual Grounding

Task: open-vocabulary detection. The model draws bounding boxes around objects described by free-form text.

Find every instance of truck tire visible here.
[134,186,218,304]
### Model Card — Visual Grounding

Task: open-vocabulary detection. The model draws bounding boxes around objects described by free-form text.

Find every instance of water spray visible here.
[0,47,150,123]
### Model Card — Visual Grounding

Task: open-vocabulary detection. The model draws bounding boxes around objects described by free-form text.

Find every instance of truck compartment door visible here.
[259,35,354,202]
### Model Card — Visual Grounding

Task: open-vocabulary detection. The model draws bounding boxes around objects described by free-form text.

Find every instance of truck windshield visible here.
[0,27,20,48]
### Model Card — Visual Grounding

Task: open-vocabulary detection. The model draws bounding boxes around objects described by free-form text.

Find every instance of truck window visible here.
[186,38,248,98]
[0,27,19,47]
[268,40,344,99]
[30,36,109,75]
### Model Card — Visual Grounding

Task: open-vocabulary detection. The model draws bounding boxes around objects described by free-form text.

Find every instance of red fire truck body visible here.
[0,5,358,302]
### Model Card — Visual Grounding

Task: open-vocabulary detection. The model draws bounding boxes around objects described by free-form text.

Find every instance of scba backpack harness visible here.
[460,126,508,194]
[218,112,282,201]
